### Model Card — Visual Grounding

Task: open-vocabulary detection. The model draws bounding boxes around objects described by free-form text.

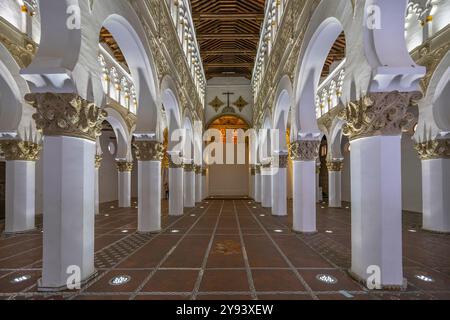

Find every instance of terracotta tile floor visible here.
[0,199,450,300]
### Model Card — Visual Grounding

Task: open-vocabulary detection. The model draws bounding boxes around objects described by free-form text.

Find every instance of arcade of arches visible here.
[0,0,450,300]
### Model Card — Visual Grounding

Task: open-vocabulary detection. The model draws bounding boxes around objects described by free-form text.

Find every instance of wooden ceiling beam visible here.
[197,34,260,40]
[205,63,254,68]
[193,13,264,21]
[202,50,256,56]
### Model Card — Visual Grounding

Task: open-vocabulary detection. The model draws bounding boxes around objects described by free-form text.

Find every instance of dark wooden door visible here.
[0,162,5,220]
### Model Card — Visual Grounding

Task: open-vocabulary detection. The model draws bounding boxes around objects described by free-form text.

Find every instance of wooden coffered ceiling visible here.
[99,27,128,67]
[321,32,346,78]
[191,0,265,80]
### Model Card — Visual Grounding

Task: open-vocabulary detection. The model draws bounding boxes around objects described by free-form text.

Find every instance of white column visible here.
[272,154,288,216]
[350,135,404,288]
[41,136,96,290]
[184,161,195,208]
[25,92,105,291]
[291,141,319,233]
[249,166,255,199]
[169,165,184,216]
[255,165,261,202]
[316,163,322,203]
[341,91,421,289]
[261,163,272,208]
[94,155,101,215]
[3,145,39,234]
[195,166,202,203]
[328,161,343,208]
[420,154,450,233]
[135,141,163,233]
[201,167,208,200]
[117,162,132,208]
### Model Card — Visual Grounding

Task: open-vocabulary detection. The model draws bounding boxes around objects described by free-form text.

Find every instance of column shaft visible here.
[421,159,450,232]
[169,167,184,216]
[41,136,96,290]
[5,161,36,233]
[138,161,161,232]
[292,160,317,233]
[350,136,403,288]
[272,166,287,216]
[94,168,99,215]
[261,165,272,208]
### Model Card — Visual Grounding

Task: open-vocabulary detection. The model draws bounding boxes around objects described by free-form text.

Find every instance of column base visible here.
[2,227,38,237]
[37,270,98,292]
[137,230,161,235]
[347,269,407,291]
[292,229,318,235]
[422,228,450,235]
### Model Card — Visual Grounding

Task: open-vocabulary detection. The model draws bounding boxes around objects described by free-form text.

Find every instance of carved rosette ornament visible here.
[116,161,133,172]
[327,161,344,172]
[25,93,107,141]
[0,140,41,161]
[415,139,450,160]
[201,168,207,176]
[338,91,422,141]
[289,140,321,161]
[95,155,102,169]
[134,141,164,162]
[194,165,202,175]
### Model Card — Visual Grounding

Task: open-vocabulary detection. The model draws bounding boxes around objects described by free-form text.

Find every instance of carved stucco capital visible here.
[183,160,195,172]
[25,93,107,142]
[289,140,321,162]
[272,154,289,168]
[0,140,41,161]
[134,141,164,162]
[415,139,450,160]
[327,160,344,172]
[338,91,422,141]
[116,161,133,172]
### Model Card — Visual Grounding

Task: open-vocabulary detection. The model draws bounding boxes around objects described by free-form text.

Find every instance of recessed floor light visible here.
[321,207,325,209]
[121,230,128,233]
[260,214,266,217]
[345,206,350,209]
[171,229,180,233]
[316,274,338,284]
[274,229,283,233]
[109,275,131,286]
[110,206,115,209]
[200,206,204,209]
[253,206,257,209]
[325,230,333,234]
[11,275,31,283]
[105,214,110,217]
[408,229,417,233]
[190,214,196,217]
[415,274,434,282]
[248,202,252,204]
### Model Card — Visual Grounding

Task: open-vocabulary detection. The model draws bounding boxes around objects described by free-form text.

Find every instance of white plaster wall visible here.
[401,132,422,213]
[0,0,21,30]
[208,142,249,196]
[205,77,253,126]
